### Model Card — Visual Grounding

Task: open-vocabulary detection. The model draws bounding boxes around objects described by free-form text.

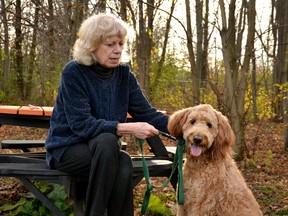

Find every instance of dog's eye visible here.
[207,123,212,128]
[190,119,196,125]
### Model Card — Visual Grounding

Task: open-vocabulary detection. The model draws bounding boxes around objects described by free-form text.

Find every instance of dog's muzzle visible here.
[189,134,205,157]
[193,134,203,144]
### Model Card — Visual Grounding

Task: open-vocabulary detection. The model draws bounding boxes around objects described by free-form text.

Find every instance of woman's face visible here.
[92,35,124,68]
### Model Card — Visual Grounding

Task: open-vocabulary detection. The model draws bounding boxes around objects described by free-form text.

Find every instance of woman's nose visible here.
[114,44,122,53]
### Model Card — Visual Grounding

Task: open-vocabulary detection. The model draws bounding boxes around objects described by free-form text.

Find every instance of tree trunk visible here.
[25,0,40,100]
[136,0,154,97]
[273,0,285,120]
[237,0,256,160]
[15,0,24,99]
[219,0,256,161]
[195,0,203,103]
[251,49,258,122]
[185,0,197,105]
[0,0,10,93]
[280,0,288,151]
[201,0,209,94]
[271,0,288,151]
[69,0,90,52]
[119,0,127,20]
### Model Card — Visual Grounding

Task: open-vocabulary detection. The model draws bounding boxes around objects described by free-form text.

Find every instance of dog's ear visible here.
[210,109,235,160]
[168,108,191,138]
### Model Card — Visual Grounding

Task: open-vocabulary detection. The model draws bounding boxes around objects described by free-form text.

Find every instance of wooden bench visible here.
[0,105,177,215]
[0,154,173,215]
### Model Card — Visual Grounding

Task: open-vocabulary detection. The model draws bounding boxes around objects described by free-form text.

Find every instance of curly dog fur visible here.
[168,104,262,216]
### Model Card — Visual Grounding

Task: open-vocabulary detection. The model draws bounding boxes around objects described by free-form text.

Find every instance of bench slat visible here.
[1,140,45,152]
[0,106,21,114]
[0,163,68,176]
[0,158,172,177]
[0,152,46,159]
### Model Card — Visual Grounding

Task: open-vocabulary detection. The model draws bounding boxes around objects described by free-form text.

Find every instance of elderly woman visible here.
[45,13,169,216]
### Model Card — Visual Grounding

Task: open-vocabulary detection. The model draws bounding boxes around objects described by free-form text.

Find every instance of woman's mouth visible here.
[110,58,120,63]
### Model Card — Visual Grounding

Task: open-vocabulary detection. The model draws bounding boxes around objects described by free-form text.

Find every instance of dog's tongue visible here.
[191,145,202,156]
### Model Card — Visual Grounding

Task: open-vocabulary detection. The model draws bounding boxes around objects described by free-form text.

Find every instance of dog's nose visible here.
[193,135,202,144]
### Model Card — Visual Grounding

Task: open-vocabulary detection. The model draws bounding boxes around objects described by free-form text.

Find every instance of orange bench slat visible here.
[42,106,53,116]
[0,106,21,114]
[18,106,44,116]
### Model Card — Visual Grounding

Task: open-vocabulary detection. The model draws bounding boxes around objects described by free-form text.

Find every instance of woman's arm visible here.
[127,72,169,133]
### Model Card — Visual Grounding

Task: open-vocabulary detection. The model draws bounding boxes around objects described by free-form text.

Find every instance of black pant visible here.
[52,133,134,216]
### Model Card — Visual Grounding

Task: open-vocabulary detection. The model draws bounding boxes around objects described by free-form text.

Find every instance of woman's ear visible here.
[168,108,191,138]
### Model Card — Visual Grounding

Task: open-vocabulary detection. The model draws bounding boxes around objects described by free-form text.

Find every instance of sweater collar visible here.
[91,63,113,79]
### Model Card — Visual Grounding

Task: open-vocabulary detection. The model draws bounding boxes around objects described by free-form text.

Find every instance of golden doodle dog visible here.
[168,104,262,216]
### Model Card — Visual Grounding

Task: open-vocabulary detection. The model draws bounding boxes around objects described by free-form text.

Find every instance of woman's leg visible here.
[107,151,133,216]
[86,133,133,216]
[51,143,91,177]
[51,143,91,199]
[51,133,134,216]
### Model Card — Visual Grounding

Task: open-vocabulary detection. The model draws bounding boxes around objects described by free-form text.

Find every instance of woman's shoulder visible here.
[63,60,87,71]
[116,63,130,71]
[62,60,91,76]
[116,63,137,78]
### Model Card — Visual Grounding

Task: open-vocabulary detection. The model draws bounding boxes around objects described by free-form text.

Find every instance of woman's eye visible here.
[190,119,195,125]
[207,123,212,128]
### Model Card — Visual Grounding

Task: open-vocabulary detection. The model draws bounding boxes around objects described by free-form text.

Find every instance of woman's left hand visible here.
[116,122,159,140]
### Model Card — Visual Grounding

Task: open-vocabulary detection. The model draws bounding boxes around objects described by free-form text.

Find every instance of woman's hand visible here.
[117,122,159,140]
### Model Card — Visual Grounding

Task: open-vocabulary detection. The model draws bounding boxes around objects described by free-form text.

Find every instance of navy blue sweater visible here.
[45,61,168,166]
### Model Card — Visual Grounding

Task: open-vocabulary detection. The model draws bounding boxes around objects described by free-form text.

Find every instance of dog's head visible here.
[168,104,235,161]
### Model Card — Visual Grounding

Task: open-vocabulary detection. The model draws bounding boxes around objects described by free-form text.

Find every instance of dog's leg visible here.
[177,205,184,216]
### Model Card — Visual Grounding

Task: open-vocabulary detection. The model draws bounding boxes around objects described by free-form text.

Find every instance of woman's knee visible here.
[118,151,133,177]
[53,143,91,176]
[89,133,120,157]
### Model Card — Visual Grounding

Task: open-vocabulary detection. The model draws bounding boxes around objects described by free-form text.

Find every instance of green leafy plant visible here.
[146,194,175,216]
[0,182,73,216]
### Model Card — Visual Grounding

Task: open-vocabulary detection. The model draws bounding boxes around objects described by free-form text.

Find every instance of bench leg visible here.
[133,175,144,188]
[18,177,65,216]
[73,198,85,216]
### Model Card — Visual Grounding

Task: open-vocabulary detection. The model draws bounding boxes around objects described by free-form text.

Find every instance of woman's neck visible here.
[92,63,113,79]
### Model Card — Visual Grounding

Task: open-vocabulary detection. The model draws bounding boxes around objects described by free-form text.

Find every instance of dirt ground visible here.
[0,120,287,215]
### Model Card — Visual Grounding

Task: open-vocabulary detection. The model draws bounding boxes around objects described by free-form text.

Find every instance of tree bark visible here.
[185,0,197,105]
[279,0,288,151]
[136,0,155,97]
[0,0,10,93]
[25,0,40,100]
[273,0,285,120]
[219,0,255,161]
[251,49,258,122]
[15,0,24,99]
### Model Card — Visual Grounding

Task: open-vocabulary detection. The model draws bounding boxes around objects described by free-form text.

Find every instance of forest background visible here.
[1,0,287,160]
[0,0,288,215]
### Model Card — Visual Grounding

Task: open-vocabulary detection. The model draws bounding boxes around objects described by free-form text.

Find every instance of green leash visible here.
[138,134,185,214]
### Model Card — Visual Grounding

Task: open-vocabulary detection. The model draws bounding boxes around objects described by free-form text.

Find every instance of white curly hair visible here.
[72,13,128,66]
